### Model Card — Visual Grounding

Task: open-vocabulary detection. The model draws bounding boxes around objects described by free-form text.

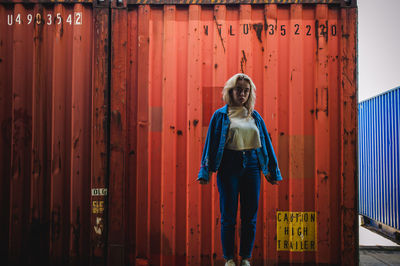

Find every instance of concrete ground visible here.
[359,216,400,265]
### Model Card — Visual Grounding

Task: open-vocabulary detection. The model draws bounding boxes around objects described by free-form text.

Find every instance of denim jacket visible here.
[197,105,282,182]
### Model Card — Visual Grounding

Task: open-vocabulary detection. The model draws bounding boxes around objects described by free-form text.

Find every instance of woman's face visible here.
[231,79,251,106]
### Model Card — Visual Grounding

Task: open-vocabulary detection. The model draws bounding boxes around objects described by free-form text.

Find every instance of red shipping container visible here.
[0,0,358,265]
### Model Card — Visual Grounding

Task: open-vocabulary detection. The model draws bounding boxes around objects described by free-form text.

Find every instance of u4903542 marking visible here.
[7,12,82,26]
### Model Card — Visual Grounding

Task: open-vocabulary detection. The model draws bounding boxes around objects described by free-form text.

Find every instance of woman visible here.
[197,73,282,266]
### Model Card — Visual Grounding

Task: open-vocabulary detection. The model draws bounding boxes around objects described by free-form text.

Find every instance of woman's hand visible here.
[266,174,278,185]
[198,179,209,185]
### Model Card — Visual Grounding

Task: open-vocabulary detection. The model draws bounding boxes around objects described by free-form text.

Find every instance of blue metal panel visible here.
[358,86,400,231]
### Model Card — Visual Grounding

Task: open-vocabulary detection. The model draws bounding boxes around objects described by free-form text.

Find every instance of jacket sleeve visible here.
[197,112,217,181]
[259,116,283,181]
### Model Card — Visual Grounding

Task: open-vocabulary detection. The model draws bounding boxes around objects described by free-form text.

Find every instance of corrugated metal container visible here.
[359,87,400,242]
[0,1,110,265]
[0,0,358,265]
[109,1,358,265]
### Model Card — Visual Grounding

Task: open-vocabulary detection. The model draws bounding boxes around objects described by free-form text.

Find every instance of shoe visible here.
[241,259,250,266]
[225,259,236,266]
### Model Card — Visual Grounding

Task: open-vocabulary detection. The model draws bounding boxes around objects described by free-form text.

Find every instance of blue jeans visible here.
[217,149,261,260]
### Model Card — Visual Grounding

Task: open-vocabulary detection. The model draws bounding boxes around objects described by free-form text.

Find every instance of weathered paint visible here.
[108,3,358,265]
[0,2,101,265]
[0,1,358,265]
[91,5,110,265]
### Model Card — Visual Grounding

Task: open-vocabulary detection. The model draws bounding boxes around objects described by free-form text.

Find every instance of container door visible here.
[0,0,110,265]
[108,0,358,265]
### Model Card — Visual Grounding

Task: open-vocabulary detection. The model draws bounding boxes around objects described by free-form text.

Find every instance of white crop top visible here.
[225,106,261,150]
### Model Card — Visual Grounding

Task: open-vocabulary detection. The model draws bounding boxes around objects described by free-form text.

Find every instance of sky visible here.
[358,0,400,102]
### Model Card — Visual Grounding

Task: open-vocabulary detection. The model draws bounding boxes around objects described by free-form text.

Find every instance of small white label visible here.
[92,188,108,196]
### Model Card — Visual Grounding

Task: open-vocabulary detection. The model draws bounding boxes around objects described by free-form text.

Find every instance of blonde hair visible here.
[222,73,256,117]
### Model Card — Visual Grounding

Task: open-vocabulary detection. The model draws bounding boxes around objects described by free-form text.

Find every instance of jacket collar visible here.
[220,104,228,114]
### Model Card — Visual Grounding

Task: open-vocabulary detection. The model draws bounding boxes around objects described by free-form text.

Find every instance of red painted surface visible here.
[109,3,358,265]
[91,6,110,265]
[0,1,357,265]
[0,3,97,265]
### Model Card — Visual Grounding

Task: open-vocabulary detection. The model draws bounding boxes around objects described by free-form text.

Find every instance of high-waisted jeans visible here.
[217,149,261,260]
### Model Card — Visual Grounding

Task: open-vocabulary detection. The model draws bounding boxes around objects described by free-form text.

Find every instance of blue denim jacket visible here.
[197,105,282,182]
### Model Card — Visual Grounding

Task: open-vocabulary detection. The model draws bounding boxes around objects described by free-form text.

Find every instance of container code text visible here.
[204,23,337,37]
[6,12,82,26]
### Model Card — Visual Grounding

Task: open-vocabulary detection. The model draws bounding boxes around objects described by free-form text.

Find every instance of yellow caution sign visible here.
[277,211,317,252]
[92,200,105,214]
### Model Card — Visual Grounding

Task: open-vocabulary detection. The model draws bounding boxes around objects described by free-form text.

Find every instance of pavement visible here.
[359,216,400,266]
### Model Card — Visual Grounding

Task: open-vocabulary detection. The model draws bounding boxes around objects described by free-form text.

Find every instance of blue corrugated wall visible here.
[359,87,400,230]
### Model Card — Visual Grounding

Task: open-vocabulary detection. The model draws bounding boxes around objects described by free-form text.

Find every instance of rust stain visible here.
[213,16,225,53]
[317,170,328,183]
[203,25,209,36]
[73,135,80,149]
[263,13,268,34]
[111,110,122,130]
[252,23,263,43]
[240,50,247,73]
[315,20,319,52]
[323,20,328,42]
[324,87,329,115]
